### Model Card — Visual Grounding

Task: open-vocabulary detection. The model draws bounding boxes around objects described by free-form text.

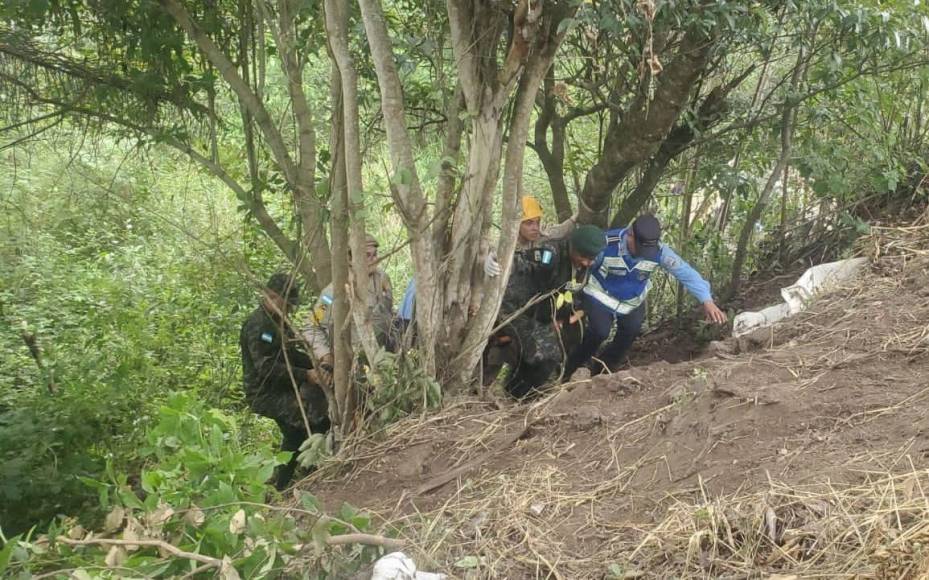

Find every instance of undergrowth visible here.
[0,393,388,579]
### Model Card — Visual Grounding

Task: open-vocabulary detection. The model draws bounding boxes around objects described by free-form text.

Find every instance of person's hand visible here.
[308,367,332,387]
[702,300,728,324]
[484,251,501,277]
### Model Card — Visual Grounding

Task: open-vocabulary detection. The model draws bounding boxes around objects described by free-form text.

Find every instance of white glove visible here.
[483,251,501,277]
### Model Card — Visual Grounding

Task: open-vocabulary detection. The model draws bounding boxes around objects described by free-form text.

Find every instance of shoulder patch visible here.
[540,248,553,265]
[320,294,334,305]
[260,331,273,344]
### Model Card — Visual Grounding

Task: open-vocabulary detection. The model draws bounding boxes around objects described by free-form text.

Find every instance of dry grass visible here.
[292,218,929,579]
[608,466,929,578]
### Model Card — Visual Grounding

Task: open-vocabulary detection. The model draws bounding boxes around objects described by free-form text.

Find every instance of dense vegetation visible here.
[1,0,928,576]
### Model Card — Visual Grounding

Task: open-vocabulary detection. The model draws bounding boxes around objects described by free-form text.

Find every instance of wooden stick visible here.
[57,537,222,567]
[326,533,404,550]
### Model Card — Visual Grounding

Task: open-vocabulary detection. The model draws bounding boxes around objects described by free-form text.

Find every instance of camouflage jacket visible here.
[240,305,312,403]
[501,238,589,325]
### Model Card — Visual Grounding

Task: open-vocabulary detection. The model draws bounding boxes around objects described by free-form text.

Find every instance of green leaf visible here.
[310,518,331,550]
[298,492,321,513]
[337,502,357,522]
[0,535,20,574]
[454,555,482,569]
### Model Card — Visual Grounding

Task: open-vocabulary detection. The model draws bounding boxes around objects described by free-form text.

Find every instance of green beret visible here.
[570,225,606,258]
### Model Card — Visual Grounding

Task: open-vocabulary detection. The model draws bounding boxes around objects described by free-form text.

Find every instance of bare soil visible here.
[299,248,929,578]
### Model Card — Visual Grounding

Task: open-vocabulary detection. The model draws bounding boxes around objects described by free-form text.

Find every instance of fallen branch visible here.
[326,533,404,550]
[56,537,222,568]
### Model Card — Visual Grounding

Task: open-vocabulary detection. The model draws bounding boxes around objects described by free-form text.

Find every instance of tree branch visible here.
[158,0,298,185]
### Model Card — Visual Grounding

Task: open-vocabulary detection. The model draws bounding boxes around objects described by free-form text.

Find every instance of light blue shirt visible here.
[655,244,713,304]
[398,279,416,321]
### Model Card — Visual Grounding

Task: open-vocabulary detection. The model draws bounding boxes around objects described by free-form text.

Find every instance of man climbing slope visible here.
[495,224,606,398]
[240,272,330,490]
[565,214,727,379]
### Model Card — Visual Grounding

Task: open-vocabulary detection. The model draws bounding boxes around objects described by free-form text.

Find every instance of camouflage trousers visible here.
[248,381,330,434]
[500,315,566,399]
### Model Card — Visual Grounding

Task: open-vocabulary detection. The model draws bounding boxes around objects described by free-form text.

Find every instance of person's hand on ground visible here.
[702,300,728,324]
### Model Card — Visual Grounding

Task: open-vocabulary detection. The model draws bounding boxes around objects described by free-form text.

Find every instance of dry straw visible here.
[294,217,929,578]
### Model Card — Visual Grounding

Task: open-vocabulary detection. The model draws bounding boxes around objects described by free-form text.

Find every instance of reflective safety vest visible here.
[584,227,662,315]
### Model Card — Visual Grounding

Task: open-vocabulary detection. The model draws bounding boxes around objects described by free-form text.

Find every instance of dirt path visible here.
[300,247,929,578]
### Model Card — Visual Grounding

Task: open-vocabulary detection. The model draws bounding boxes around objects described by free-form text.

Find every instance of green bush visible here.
[1,393,384,579]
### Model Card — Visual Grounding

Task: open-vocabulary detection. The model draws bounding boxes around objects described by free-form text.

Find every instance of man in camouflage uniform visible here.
[494,225,606,399]
[483,195,576,276]
[303,235,394,380]
[240,272,330,490]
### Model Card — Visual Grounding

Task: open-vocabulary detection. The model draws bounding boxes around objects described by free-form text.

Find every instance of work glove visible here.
[484,251,502,277]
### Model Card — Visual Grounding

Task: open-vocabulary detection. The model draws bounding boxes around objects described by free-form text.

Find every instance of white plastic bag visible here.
[371,552,447,580]
[732,257,867,337]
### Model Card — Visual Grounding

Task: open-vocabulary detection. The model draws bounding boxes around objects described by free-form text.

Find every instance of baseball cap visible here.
[631,215,661,261]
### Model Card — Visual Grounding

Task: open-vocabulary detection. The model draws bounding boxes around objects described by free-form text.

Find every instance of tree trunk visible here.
[778,161,790,266]
[728,48,809,298]
[448,10,569,390]
[326,54,352,434]
[325,0,382,427]
[578,27,714,227]
[610,68,754,229]
[357,0,439,379]
[161,0,331,291]
[534,70,572,221]
[675,151,698,324]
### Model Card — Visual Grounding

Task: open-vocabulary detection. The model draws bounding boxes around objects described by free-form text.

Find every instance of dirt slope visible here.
[301,231,929,579]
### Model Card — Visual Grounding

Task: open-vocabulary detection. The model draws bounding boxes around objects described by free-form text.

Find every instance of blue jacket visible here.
[585,226,712,314]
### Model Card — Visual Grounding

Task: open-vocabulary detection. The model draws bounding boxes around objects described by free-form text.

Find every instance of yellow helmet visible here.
[521,196,543,221]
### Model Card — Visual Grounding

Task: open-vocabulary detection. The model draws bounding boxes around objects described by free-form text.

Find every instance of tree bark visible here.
[160,0,332,290]
[534,70,572,221]
[325,0,380,391]
[675,151,698,324]
[610,67,754,228]
[357,0,439,378]
[262,0,332,290]
[326,56,351,433]
[578,27,714,227]
[450,5,572,389]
